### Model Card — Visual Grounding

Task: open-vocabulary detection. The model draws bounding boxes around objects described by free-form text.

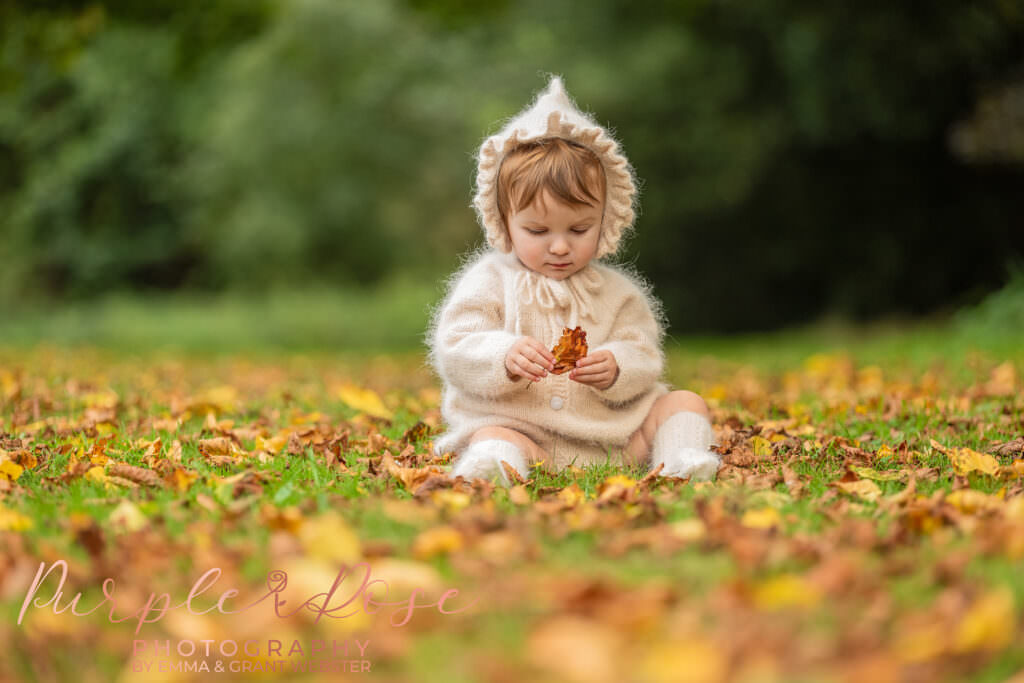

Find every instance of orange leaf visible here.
[550,326,588,374]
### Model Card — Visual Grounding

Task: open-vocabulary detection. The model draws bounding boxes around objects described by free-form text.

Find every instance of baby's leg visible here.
[451,426,550,486]
[625,391,719,480]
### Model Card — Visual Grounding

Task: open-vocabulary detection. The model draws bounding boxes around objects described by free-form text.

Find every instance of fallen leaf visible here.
[949,447,1001,477]
[832,478,883,502]
[952,586,1016,653]
[751,574,822,610]
[411,525,464,559]
[550,326,588,374]
[336,383,394,420]
[741,507,782,530]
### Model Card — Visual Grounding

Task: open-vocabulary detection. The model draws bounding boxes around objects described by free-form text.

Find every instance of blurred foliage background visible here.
[1,0,1023,340]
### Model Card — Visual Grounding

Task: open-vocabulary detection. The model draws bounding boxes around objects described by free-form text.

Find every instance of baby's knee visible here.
[470,426,522,444]
[659,390,710,419]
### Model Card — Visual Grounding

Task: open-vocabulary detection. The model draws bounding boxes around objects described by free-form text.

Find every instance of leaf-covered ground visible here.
[1,342,1023,683]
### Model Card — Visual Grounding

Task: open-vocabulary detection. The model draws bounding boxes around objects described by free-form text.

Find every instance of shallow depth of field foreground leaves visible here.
[2,343,1024,683]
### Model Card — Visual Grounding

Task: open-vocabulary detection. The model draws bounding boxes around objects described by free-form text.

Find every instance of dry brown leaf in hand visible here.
[551,326,588,375]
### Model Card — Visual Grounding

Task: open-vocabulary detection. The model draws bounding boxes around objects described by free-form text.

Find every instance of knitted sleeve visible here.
[585,277,665,406]
[429,257,526,400]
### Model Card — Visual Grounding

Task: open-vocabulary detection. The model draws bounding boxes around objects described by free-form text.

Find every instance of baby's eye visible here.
[526,228,547,235]
[571,227,590,234]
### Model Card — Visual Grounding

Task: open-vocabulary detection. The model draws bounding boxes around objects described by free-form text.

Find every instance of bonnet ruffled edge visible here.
[471,76,639,260]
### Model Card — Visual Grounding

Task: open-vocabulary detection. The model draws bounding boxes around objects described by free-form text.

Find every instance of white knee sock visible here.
[649,411,721,481]
[451,439,528,486]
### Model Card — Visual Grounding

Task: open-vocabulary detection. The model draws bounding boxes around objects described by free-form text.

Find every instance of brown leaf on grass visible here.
[550,326,588,374]
[70,513,105,565]
[501,459,528,485]
[400,420,432,445]
[639,462,664,486]
[198,436,241,457]
[509,484,531,505]
[781,466,805,498]
[526,615,625,683]
[410,474,454,499]
[382,452,448,494]
[723,447,757,467]
[108,463,165,488]
[991,437,1024,457]
[831,474,882,502]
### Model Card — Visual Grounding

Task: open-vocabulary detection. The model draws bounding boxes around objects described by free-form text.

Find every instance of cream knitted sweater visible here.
[427,75,669,468]
[427,248,670,463]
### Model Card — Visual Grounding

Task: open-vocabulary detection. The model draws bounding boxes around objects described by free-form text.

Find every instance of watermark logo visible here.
[16,558,478,675]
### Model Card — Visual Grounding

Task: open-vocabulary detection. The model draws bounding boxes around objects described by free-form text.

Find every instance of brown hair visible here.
[496,138,606,229]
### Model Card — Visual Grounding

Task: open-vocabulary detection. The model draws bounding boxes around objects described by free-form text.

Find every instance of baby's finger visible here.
[511,358,542,382]
[527,347,555,371]
[533,343,557,365]
[573,360,605,375]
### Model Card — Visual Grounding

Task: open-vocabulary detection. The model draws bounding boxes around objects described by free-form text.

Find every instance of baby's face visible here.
[507,189,603,281]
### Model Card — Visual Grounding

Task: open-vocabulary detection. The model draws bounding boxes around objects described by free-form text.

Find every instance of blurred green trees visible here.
[1,0,1022,332]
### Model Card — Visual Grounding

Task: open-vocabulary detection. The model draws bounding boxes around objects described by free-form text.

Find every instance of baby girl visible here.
[426,76,720,485]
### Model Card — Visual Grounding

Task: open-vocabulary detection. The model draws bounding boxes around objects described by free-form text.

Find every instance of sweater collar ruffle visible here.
[511,258,604,328]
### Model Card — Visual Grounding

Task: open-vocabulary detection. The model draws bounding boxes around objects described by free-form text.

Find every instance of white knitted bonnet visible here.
[472,75,639,259]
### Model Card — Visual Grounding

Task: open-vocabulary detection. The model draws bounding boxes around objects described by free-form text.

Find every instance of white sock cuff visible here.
[471,439,526,464]
[457,439,528,484]
[652,411,715,458]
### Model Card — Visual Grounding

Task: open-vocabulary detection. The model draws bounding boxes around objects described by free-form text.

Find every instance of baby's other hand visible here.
[505,336,556,383]
[569,350,619,390]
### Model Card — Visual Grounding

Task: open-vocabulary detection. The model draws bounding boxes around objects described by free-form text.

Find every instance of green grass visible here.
[2,279,1024,682]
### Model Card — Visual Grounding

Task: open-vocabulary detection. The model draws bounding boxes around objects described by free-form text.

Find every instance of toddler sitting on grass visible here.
[427,76,719,485]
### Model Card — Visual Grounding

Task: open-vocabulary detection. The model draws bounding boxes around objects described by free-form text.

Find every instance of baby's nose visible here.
[550,239,570,254]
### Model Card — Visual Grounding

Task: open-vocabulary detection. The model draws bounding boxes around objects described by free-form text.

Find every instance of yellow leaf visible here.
[412,525,464,559]
[741,507,782,530]
[0,460,24,481]
[639,638,727,683]
[986,361,1017,396]
[509,484,531,505]
[893,622,948,662]
[946,489,1003,515]
[85,466,107,484]
[108,500,148,533]
[669,518,707,543]
[950,448,1000,477]
[850,466,902,482]
[750,436,773,457]
[558,484,587,507]
[752,574,821,610]
[336,383,393,420]
[0,505,33,531]
[602,474,636,489]
[169,468,198,493]
[256,432,290,453]
[834,479,882,502]
[298,511,362,565]
[430,489,471,514]
[953,587,1016,653]
[0,370,18,401]
[21,420,47,434]
[1,448,37,469]
[190,385,238,415]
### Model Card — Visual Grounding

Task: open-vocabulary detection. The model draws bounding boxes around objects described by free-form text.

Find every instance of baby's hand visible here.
[569,350,619,390]
[505,336,556,383]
